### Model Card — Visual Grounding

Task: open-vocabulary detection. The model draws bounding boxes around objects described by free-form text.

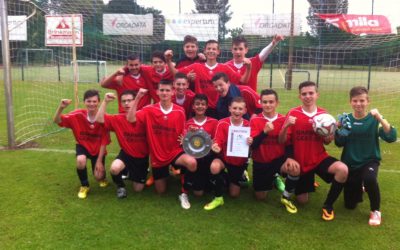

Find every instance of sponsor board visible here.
[45,15,83,47]
[243,13,301,36]
[103,14,153,36]
[165,14,218,41]
[317,14,392,35]
[0,15,27,41]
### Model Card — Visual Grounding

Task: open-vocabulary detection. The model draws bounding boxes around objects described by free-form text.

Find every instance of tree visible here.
[307,0,350,43]
[228,27,243,38]
[192,0,233,41]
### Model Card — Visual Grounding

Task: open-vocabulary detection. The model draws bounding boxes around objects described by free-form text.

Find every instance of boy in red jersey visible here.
[172,72,196,119]
[127,80,197,197]
[141,51,174,103]
[225,35,284,91]
[212,72,261,119]
[176,35,205,69]
[204,97,253,210]
[250,89,300,213]
[100,54,151,113]
[278,81,348,221]
[53,89,109,199]
[179,94,219,209]
[96,89,149,198]
[164,40,252,118]
[176,35,206,91]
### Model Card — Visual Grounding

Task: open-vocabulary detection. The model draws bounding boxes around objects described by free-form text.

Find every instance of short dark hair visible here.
[298,81,317,92]
[230,96,246,106]
[232,36,248,48]
[151,51,166,63]
[260,89,278,101]
[121,89,137,99]
[211,72,229,83]
[126,54,140,61]
[159,79,173,87]
[183,35,198,46]
[205,39,219,49]
[83,89,100,101]
[193,93,208,105]
[174,72,188,81]
[349,86,368,99]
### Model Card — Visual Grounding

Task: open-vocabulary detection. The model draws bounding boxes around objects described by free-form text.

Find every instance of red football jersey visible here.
[58,109,110,156]
[103,112,148,158]
[104,74,151,113]
[172,90,196,119]
[178,63,242,109]
[140,103,186,168]
[214,117,250,166]
[285,106,329,174]
[141,65,174,103]
[250,113,287,163]
[185,117,218,139]
[225,55,263,91]
[238,85,262,116]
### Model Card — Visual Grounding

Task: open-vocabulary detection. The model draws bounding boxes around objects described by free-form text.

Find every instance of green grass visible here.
[0,149,399,249]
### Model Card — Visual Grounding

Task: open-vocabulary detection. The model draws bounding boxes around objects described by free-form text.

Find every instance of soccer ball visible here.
[312,113,337,137]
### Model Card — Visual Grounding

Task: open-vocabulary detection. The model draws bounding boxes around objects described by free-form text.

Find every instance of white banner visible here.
[45,15,83,47]
[0,15,27,41]
[243,13,301,36]
[103,14,153,36]
[165,14,218,41]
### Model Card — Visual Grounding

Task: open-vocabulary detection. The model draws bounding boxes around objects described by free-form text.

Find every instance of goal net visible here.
[70,60,107,83]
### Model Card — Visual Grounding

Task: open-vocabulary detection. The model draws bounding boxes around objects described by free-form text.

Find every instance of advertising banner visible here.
[103,14,153,35]
[243,13,301,36]
[0,15,27,41]
[317,14,392,35]
[45,15,83,47]
[164,14,218,41]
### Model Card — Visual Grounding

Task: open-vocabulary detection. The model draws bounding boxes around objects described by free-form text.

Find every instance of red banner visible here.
[316,14,392,35]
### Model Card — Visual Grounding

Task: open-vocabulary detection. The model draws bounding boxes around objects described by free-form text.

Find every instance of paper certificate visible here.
[226,126,250,158]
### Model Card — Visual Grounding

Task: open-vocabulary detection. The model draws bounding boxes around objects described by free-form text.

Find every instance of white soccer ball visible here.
[312,113,337,137]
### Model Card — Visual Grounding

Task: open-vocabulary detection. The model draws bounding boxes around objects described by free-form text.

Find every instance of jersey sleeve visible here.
[58,113,73,128]
[103,114,115,132]
[178,64,196,75]
[214,123,227,148]
[379,126,397,143]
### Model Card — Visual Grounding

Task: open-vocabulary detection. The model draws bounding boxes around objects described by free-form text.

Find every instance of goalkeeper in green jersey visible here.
[335,86,397,226]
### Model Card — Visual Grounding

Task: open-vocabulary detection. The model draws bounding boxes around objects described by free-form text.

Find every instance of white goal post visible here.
[19,48,54,66]
[70,60,107,83]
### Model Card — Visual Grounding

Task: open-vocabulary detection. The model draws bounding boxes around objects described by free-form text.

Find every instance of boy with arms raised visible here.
[53,89,109,199]
[250,89,300,213]
[204,97,253,210]
[335,86,397,226]
[279,81,348,221]
[226,35,284,91]
[96,89,149,198]
[100,54,151,113]
[127,80,197,196]
[179,94,219,209]
[165,40,252,118]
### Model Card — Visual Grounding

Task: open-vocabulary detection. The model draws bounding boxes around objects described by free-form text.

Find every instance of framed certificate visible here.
[226,126,250,158]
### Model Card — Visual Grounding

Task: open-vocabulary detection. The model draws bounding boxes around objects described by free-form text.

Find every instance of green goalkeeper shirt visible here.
[334,113,397,171]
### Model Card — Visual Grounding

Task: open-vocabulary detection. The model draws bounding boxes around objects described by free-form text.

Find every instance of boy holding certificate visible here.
[204,97,253,210]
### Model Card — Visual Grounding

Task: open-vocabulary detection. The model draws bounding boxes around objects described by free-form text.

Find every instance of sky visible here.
[131,0,400,34]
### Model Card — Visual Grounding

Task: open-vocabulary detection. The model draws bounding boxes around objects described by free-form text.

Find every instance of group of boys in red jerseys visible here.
[54,34,351,221]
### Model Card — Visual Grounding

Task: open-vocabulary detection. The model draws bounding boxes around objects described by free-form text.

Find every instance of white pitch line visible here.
[20,148,400,173]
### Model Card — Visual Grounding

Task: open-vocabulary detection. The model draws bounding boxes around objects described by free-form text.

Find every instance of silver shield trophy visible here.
[182,129,212,159]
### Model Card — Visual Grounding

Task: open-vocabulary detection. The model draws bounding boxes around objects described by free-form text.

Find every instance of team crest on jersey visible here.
[163,115,168,120]
[308,118,313,124]
[209,70,213,74]
[89,124,95,129]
